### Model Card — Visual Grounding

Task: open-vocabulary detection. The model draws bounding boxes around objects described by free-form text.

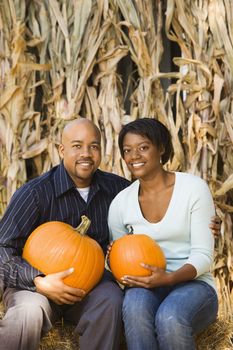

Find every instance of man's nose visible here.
[80,146,91,157]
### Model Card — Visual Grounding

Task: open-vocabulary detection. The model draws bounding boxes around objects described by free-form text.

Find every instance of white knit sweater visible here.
[108,172,216,290]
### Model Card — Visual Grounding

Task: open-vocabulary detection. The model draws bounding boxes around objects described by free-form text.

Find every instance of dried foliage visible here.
[165,0,233,320]
[0,0,232,335]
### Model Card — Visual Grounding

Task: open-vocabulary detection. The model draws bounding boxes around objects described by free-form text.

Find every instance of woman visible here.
[108,118,218,350]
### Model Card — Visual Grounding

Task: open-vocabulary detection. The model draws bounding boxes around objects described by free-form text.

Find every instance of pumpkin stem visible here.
[76,215,91,235]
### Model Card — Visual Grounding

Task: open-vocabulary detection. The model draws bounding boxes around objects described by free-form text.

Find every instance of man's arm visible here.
[0,186,42,290]
[209,215,222,237]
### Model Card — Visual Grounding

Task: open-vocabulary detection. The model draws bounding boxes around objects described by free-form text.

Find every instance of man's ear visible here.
[58,144,64,159]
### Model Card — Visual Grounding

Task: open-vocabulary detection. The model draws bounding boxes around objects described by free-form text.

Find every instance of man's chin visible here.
[74,172,95,186]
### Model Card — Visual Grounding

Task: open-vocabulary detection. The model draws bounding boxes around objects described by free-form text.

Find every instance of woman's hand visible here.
[121,263,171,289]
[121,263,197,289]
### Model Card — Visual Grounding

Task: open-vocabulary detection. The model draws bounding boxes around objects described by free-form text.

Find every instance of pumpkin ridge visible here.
[68,233,87,287]
[84,241,104,291]
[80,239,93,290]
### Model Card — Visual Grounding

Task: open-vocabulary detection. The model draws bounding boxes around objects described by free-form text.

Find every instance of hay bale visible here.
[0,301,232,349]
[39,320,127,350]
[39,322,79,350]
[40,318,232,350]
[196,318,233,350]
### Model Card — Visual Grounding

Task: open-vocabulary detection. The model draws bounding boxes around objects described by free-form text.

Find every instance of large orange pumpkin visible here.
[109,234,166,282]
[23,215,105,293]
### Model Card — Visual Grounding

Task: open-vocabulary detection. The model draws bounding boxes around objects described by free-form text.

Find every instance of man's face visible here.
[59,122,101,188]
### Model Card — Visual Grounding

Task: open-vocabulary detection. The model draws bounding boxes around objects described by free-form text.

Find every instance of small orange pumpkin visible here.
[23,215,105,293]
[109,234,166,282]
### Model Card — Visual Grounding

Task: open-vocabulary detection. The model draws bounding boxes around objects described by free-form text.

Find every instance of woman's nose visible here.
[131,148,140,158]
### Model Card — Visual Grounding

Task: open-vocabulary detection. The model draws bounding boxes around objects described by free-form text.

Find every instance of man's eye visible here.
[91,145,99,150]
[73,144,81,149]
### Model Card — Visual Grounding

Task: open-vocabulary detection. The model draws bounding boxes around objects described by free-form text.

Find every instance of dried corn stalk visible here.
[0,1,51,204]
[165,0,233,319]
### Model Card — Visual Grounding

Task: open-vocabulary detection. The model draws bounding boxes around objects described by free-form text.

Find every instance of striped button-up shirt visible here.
[0,162,130,291]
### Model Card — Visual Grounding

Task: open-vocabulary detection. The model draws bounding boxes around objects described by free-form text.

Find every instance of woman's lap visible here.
[122,281,218,350]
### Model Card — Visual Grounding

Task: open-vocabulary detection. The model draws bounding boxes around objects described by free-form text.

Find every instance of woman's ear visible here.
[159,146,165,164]
[159,146,165,157]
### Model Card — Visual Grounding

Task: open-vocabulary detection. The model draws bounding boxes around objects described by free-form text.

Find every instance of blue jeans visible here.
[122,281,218,350]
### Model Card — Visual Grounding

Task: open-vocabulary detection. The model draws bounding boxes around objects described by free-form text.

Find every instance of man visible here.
[0,118,129,350]
[0,118,221,350]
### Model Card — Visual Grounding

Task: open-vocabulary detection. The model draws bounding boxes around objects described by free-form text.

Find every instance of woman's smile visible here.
[131,162,146,168]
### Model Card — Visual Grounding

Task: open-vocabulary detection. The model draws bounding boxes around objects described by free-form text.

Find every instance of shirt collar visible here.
[54,162,76,197]
[54,163,110,198]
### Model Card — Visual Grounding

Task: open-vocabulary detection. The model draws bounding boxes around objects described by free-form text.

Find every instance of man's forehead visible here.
[70,138,101,144]
[62,120,101,142]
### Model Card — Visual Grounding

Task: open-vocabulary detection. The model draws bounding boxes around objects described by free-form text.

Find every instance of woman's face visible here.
[122,132,162,180]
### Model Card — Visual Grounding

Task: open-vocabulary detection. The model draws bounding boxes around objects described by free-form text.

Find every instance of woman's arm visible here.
[186,179,215,277]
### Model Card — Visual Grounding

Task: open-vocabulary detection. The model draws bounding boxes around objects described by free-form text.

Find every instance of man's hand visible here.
[34,268,86,305]
[106,241,113,261]
[209,215,222,237]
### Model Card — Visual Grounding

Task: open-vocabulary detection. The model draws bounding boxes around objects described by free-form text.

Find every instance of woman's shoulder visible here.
[110,179,139,203]
[175,172,210,192]
[176,171,206,183]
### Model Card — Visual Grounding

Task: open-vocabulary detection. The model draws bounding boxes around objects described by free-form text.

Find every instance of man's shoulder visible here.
[95,169,130,190]
[17,165,59,193]
[96,169,129,183]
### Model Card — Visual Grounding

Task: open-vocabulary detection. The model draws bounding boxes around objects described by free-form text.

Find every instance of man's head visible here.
[59,118,101,188]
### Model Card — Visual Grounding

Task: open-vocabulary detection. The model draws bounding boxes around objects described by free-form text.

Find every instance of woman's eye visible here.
[139,146,148,151]
[123,149,130,154]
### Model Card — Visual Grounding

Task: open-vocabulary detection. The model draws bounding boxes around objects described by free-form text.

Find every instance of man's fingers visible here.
[54,267,75,278]
[63,293,84,303]
[211,215,222,224]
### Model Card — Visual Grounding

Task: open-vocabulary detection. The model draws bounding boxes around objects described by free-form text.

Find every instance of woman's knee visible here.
[123,288,155,323]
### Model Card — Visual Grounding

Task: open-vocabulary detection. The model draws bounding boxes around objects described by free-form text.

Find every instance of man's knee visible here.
[4,301,44,324]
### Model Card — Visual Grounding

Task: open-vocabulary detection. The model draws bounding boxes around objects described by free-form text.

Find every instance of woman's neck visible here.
[139,169,171,194]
